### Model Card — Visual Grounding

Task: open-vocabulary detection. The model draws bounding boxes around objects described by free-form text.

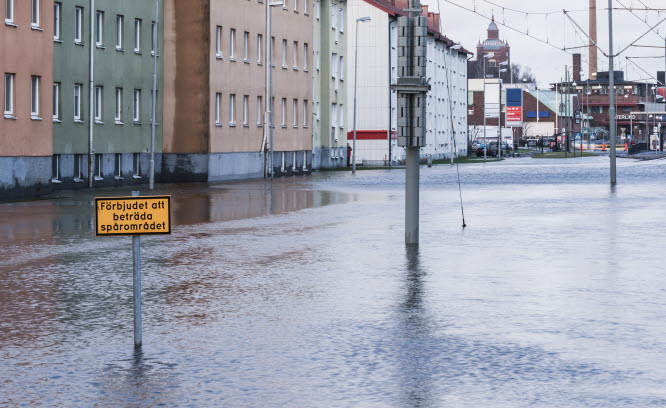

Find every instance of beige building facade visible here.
[163,0,313,181]
[1,0,54,195]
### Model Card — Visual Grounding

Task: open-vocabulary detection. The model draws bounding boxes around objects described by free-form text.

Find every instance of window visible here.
[257,34,262,63]
[293,0,298,12]
[115,87,122,122]
[339,55,344,80]
[271,36,275,65]
[303,0,308,15]
[331,3,337,30]
[4,73,14,117]
[215,26,222,57]
[53,82,61,121]
[331,103,337,128]
[54,3,61,40]
[339,8,344,32]
[230,28,236,59]
[303,99,308,127]
[116,15,123,49]
[293,41,299,69]
[133,153,141,177]
[5,0,13,24]
[31,76,40,118]
[95,11,104,47]
[339,103,344,128]
[134,19,141,52]
[292,99,298,127]
[281,98,286,127]
[331,53,337,78]
[74,154,83,181]
[316,50,320,71]
[94,86,103,121]
[229,94,235,125]
[31,0,39,27]
[75,7,83,43]
[215,92,221,125]
[243,95,248,125]
[282,39,287,67]
[303,43,308,71]
[95,153,103,179]
[151,21,156,55]
[114,153,122,178]
[256,96,262,125]
[133,89,141,122]
[51,155,60,181]
[243,31,249,61]
[73,84,82,121]
[315,0,320,20]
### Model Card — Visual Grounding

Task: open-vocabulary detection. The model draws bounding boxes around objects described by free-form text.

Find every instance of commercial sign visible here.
[484,82,501,119]
[95,195,171,236]
[505,88,522,127]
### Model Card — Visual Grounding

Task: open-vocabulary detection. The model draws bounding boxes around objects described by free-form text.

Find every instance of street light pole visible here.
[608,0,617,184]
[352,17,371,175]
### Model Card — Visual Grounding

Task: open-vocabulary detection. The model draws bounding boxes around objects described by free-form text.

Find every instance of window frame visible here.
[116,15,124,50]
[230,28,236,60]
[115,87,123,123]
[134,18,142,53]
[303,99,308,127]
[229,94,236,125]
[74,6,83,44]
[53,2,61,41]
[133,89,141,122]
[303,43,308,71]
[94,85,103,122]
[292,98,298,127]
[4,73,14,117]
[5,0,14,24]
[215,25,223,58]
[293,41,298,69]
[256,96,262,126]
[53,82,61,121]
[31,0,39,28]
[30,76,41,119]
[281,98,286,127]
[73,83,82,121]
[215,92,221,125]
[257,34,262,64]
[95,11,104,47]
[243,31,249,62]
[242,95,248,126]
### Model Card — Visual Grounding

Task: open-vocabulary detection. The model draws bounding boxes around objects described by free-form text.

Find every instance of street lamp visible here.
[351,16,371,175]
[497,66,507,158]
[265,0,284,180]
[482,52,494,160]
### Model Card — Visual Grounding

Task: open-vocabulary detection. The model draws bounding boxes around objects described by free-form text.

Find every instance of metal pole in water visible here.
[131,190,142,348]
[405,144,419,244]
[608,0,617,184]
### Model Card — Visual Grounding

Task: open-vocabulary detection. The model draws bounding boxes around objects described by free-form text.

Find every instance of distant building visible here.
[468,16,511,83]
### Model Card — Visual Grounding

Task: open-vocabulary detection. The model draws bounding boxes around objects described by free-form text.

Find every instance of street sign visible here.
[95,195,171,236]
[575,133,582,141]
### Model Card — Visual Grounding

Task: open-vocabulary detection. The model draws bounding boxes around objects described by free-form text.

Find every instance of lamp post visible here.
[482,52,494,160]
[497,63,508,158]
[352,16,371,175]
[265,0,284,180]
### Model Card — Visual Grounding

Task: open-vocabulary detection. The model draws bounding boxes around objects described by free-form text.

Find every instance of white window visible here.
[243,95,248,125]
[116,15,124,49]
[74,7,83,44]
[229,94,235,125]
[331,53,337,78]
[315,101,320,121]
[115,87,122,122]
[53,82,60,120]
[5,0,14,24]
[303,99,308,127]
[339,103,344,128]
[4,73,14,116]
[31,0,39,27]
[215,26,222,57]
[303,0,308,15]
[303,43,308,71]
[331,103,337,128]
[281,98,286,127]
[73,83,82,121]
[31,76,40,118]
[315,0,320,20]
[292,98,298,127]
[134,19,141,52]
[293,0,297,12]
[151,21,156,55]
[215,92,221,125]
[281,39,287,67]
[256,96,262,125]
[54,3,61,40]
[243,31,249,61]
[94,86,103,121]
[230,28,236,59]
[271,36,275,65]
[331,3,337,30]
[133,89,140,122]
[339,55,344,80]
[316,50,320,71]
[95,11,104,47]
[339,8,344,32]
[257,34,262,63]
[293,41,298,69]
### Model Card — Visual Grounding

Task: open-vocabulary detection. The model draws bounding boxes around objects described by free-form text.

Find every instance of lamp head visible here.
[356,16,371,22]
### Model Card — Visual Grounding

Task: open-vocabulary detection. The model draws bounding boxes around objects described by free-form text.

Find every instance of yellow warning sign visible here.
[95,195,171,236]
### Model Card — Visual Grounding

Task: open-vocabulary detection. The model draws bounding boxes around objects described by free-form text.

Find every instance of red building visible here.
[468,16,511,83]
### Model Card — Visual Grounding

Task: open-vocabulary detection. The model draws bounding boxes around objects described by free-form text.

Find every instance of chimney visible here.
[589,0,598,80]
[421,4,428,17]
[432,14,440,33]
[395,0,408,11]
[427,12,436,32]
[573,54,582,83]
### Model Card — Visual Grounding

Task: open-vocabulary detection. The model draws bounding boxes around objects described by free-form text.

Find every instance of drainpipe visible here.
[388,16,393,167]
[88,0,95,188]
[149,0,159,190]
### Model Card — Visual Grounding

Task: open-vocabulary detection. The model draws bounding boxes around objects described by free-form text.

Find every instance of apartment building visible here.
[52,0,163,187]
[1,0,54,196]
[312,0,347,169]
[163,0,313,181]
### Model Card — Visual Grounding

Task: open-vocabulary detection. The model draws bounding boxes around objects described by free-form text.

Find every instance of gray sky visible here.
[422,0,666,85]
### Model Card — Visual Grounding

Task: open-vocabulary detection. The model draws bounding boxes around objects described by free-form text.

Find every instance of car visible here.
[526,138,539,147]
[475,142,499,157]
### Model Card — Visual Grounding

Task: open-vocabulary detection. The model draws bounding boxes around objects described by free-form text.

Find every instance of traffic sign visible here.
[95,195,171,236]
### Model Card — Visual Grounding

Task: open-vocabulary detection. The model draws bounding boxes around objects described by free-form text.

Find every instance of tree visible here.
[511,64,536,84]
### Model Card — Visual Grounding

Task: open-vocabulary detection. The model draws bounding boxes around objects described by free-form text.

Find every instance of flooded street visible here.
[2,156,666,407]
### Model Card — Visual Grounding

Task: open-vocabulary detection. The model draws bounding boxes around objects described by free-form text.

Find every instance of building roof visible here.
[488,20,499,32]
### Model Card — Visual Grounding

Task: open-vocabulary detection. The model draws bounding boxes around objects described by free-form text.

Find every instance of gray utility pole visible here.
[608,0,617,184]
[352,17,372,175]
[88,0,95,189]
[149,0,159,190]
[391,0,430,245]
[131,191,142,349]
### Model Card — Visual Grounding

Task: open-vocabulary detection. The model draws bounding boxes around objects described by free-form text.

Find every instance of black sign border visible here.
[95,195,172,236]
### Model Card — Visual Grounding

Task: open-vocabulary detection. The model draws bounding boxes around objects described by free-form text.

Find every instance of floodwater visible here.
[1,156,666,407]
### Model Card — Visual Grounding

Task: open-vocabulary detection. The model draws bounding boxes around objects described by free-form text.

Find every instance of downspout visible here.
[388,16,393,167]
[88,0,95,188]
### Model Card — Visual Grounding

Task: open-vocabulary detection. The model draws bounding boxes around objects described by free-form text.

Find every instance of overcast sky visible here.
[422,0,666,86]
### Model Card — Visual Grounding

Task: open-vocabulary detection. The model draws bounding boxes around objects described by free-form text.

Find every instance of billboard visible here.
[484,82,501,119]
[505,88,522,127]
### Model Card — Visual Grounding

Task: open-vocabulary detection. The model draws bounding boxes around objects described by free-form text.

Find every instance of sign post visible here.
[95,193,171,349]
